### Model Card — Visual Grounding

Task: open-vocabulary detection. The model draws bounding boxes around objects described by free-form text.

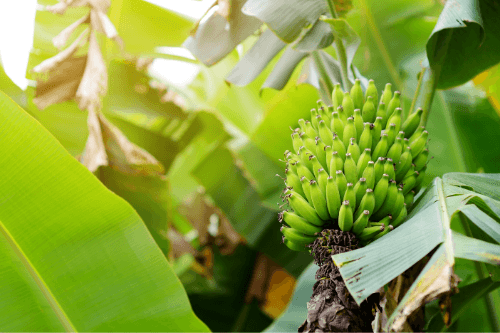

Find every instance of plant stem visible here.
[325,0,351,91]
[408,67,426,117]
[312,51,333,96]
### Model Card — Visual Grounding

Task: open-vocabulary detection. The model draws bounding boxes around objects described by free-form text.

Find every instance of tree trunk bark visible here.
[299,229,379,332]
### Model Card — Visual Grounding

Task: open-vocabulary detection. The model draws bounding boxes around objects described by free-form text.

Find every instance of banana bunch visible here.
[280,80,430,251]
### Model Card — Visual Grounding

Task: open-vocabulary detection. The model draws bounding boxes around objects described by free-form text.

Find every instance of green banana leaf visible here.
[0,91,209,332]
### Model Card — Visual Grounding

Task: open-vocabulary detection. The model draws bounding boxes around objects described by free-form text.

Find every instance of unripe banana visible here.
[362,160,376,190]
[326,176,341,218]
[413,148,429,171]
[280,211,322,236]
[354,177,368,208]
[331,111,345,140]
[386,107,402,134]
[408,126,425,145]
[355,188,375,220]
[376,102,387,125]
[309,180,330,221]
[359,122,373,152]
[386,91,401,120]
[372,180,398,219]
[301,176,313,203]
[353,109,364,140]
[304,121,317,139]
[310,155,323,179]
[384,158,396,181]
[373,217,393,241]
[343,117,357,148]
[318,104,330,121]
[372,117,383,150]
[318,119,334,147]
[344,153,358,184]
[348,138,361,163]
[402,171,418,195]
[343,183,356,209]
[302,135,318,154]
[403,138,410,150]
[351,79,364,110]
[338,200,354,232]
[373,133,389,161]
[332,134,347,160]
[335,170,348,198]
[391,204,408,228]
[362,96,376,123]
[352,210,370,235]
[298,147,314,171]
[288,160,298,175]
[292,132,303,153]
[317,168,329,194]
[330,151,344,175]
[365,80,378,108]
[281,226,317,245]
[311,109,319,130]
[385,123,397,147]
[413,165,427,193]
[381,83,392,109]
[402,108,423,138]
[390,188,405,218]
[283,236,308,251]
[298,119,307,133]
[332,83,344,110]
[296,160,315,181]
[285,169,304,198]
[404,190,415,210]
[409,130,428,157]
[395,147,413,182]
[404,164,415,180]
[342,92,355,120]
[325,145,334,172]
[357,148,372,175]
[374,157,386,184]
[373,173,390,212]
[287,190,324,226]
[358,225,384,241]
[396,130,405,140]
[387,137,403,164]
[316,138,327,170]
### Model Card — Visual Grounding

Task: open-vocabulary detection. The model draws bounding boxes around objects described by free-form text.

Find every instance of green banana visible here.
[372,180,398,219]
[285,168,304,198]
[332,83,344,110]
[385,122,397,147]
[348,137,361,163]
[384,158,396,181]
[343,183,356,209]
[373,173,390,212]
[362,96,376,123]
[413,148,429,171]
[335,170,348,198]
[281,226,318,245]
[372,117,383,150]
[354,177,368,208]
[316,138,327,170]
[358,225,385,241]
[355,188,375,220]
[409,130,428,157]
[373,133,389,162]
[325,145,334,172]
[408,126,425,145]
[292,132,303,153]
[332,134,347,160]
[296,160,315,181]
[280,211,322,236]
[376,102,387,125]
[404,190,415,210]
[386,91,401,120]
[287,190,324,226]
[362,161,376,190]
[344,153,359,184]
[311,109,319,130]
[402,171,418,195]
[283,236,308,252]
[386,137,403,164]
[351,79,364,110]
[390,188,405,218]
[391,204,408,228]
[331,111,345,140]
[359,122,373,152]
[304,121,317,139]
[298,119,307,133]
[381,83,392,108]
[317,168,329,194]
[302,135,317,154]
[326,176,341,219]
[338,200,354,232]
[395,147,412,182]
[404,164,415,180]
[343,117,357,148]
[413,165,426,193]
[373,220,393,241]
[318,119,334,147]
[297,147,313,171]
[365,80,378,108]
[301,176,313,203]
[309,180,330,220]
[396,130,405,140]
[402,108,423,138]
[357,148,372,175]
[386,107,402,134]
[353,109,364,140]
[310,155,323,179]
[374,157,386,184]
[342,92,354,120]
[352,210,370,235]
[288,160,298,175]
[330,151,344,175]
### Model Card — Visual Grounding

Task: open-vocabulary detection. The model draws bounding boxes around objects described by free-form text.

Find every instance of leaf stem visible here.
[324,0,351,91]
[312,51,334,96]
[408,67,426,117]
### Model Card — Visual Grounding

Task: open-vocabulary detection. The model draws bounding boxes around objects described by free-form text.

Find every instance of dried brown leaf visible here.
[81,107,108,172]
[53,13,90,49]
[91,10,118,40]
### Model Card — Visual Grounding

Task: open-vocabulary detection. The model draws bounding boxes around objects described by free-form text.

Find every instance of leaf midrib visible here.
[0,220,76,332]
